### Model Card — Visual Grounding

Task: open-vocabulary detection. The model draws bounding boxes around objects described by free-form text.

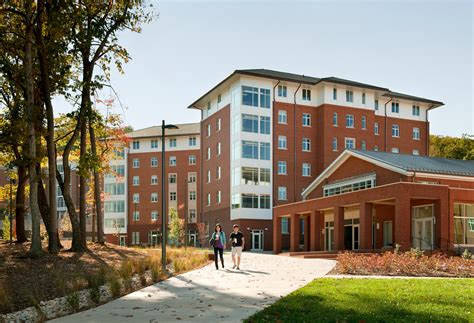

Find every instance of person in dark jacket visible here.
[210,223,226,270]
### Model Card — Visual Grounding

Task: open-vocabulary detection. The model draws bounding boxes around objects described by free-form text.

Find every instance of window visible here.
[242,194,258,208]
[169,156,177,166]
[302,89,311,101]
[374,99,379,111]
[151,193,158,203]
[278,85,287,97]
[106,165,125,178]
[345,114,354,128]
[346,90,353,102]
[302,113,311,126]
[413,127,420,140]
[132,158,140,168]
[242,140,258,159]
[333,112,338,126]
[242,86,259,107]
[113,149,125,158]
[151,157,158,167]
[282,218,289,234]
[260,195,270,209]
[391,147,400,154]
[391,102,399,113]
[260,88,270,108]
[260,168,270,186]
[260,142,270,160]
[151,211,158,221]
[260,116,270,134]
[332,137,338,151]
[169,174,177,184]
[374,145,379,151]
[242,114,259,133]
[169,192,177,201]
[133,140,140,149]
[188,173,196,183]
[132,176,140,186]
[302,138,311,151]
[217,142,221,155]
[206,193,211,206]
[189,137,197,146]
[413,149,420,156]
[207,101,211,110]
[169,138,177,148]
[207,170,211,183]
[361,141,367,150]
[333,88,337,100]
[133,193,140,204]
[188,210,196,222]
[189,155,196,165]
[392,124,400,137]
[345,138,355,149]
[206,147,211,160]
[374,122,379,135]
[362,93,366,104]
[278,136,287,149]
[206,124,211,137]
[216,166,221,179]
[323,175,375,197]
[217,94,221,104]
[361,116,367,129]
[241,167,258,185]
[216,191,222,204]
[151,139,158,149]
[190,191,196,201]
[104,183,125,195]
[302,163,311,177]
[278,187,287,200]
[133,211,140,221]
[453,203,474,244]
[151,175,158,185]
[104,201,125,213]
[278,161,287,175]
[217,118,222,131]
[131,232,140,244]
[412,105,420,116]
[278,110,287,124]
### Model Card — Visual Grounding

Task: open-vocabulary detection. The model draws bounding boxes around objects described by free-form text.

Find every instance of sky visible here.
[56,0,473,137]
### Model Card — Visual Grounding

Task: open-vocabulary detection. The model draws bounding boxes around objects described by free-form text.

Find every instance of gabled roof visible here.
[301,150,474,199]
[187,68,444,109]
[127,123,200,139]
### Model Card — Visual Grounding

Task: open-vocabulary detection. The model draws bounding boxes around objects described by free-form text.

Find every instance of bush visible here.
[336,251,474,277]
[89,286,101,305]
[66,292,80,313]
[118,260,133,280]
[108,277,121,298]
[0,282,12,313]
[461,249,472,260]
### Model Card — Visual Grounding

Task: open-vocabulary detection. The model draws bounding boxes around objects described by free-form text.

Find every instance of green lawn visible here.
[246,278,474,322]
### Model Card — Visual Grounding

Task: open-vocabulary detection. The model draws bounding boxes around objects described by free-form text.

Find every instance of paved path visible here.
[51,252,335,323]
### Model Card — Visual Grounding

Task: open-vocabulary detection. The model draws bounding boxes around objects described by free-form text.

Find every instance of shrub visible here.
[140,274,147,287]
[119,260,133,280]
[461,249,472,260]
[0,282,12,313]
[89,286,101,305]
[66,292,80,313]
[151,267,162,283]
[108,277,121,298]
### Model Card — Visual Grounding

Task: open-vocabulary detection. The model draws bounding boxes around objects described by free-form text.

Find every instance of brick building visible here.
[187,68,444,251]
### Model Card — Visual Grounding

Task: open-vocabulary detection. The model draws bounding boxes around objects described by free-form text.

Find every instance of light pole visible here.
[9,176,15,244]
[161,120,178,272]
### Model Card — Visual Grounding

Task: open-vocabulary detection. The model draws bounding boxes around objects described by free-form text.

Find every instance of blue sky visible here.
[58,0,473,136]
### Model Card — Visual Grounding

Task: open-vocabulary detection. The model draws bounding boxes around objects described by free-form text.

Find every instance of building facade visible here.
[188,69,443,251]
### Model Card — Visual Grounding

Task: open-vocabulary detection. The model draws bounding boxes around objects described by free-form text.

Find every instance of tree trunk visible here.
[25,0,42,257]
[79,111,88,247]
[15,165,27,243]
[89,117,104,244]
[35,0,58,254]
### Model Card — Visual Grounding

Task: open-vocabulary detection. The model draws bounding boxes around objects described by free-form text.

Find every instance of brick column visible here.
[334,206,345,250]
[273,215,282,254]
[290,214,300,252]
[315,211,323,251]
[310,211,317,251]
[359,202,373,250]
[394,196,411,250]
[437,195,450,251]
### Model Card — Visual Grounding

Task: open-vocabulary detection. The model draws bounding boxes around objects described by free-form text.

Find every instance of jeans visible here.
[214,247,224,269]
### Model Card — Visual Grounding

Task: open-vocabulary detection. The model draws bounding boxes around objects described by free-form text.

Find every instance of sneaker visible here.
[236,267,240,270]
[232,265,236,269]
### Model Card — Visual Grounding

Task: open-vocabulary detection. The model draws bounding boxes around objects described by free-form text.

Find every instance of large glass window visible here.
[454,203,474,245]
[104,183,125,195]
[242,114,258,133]
[242,194,259,208]
[282,218,289,234]
[260,142,270,160]
[242,140,258,159]
[260,195,270,209]
[242,86,259,107]
[260,116,270,134]
[241,167,258,185]
[260,168,270,186]
[104,201,125,213]
[260,88,270,108]
[323,176,375,197]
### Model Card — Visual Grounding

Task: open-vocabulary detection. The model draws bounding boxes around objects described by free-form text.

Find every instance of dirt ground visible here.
[0,240,148,314]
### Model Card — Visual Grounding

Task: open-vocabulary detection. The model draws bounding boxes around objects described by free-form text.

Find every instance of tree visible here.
[2,215,10,241]
[196,223,208,248]
[430,134,474,160]
[168,207,185,246]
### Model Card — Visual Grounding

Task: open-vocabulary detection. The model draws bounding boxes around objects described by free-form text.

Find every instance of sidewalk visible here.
[51,252,336,322]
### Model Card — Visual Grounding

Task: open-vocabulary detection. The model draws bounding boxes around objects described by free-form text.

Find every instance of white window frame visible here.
[302,138,311,152]
[132,176,139,186]
[169,156,177,166]
[132,158,140,168]
[278,135,287,149]
[278,187,287,201]
[345,137,356,149]
[302,163,311,177]
[413,127,420,140]
[392,124,400,138]
[278,110,287,124]
[277,161,287,175]
[302,113,311,127]
[151,175,158,185]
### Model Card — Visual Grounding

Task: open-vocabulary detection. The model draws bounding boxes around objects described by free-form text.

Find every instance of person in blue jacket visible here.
[210,223,226,270]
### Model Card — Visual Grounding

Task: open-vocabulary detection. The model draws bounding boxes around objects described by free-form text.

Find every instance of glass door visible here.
[412,205,434,250]
[251,230,263,252]
[325,221,334,251]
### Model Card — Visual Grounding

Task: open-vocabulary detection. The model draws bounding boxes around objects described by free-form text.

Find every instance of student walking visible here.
[210,223,226,270]
[230,224,244,270]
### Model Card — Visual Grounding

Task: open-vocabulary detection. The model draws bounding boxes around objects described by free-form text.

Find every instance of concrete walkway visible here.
[51,252,335,323]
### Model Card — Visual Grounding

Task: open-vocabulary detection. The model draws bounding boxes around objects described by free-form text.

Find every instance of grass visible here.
[246,278,474,322]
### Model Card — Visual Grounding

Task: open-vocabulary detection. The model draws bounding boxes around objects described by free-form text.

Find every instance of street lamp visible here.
[161,120,178,272]
[6,167,16,244]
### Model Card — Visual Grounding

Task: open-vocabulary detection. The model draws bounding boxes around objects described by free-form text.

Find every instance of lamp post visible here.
[9,176,15,244]
[161,120,178,272]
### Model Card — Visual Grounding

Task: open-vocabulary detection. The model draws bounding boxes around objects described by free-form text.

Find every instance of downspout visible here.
[294,83,302,202]
[199,108,204,225]
[383,97,393,152]
[272,81,280,207]
[425,104,435,156]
